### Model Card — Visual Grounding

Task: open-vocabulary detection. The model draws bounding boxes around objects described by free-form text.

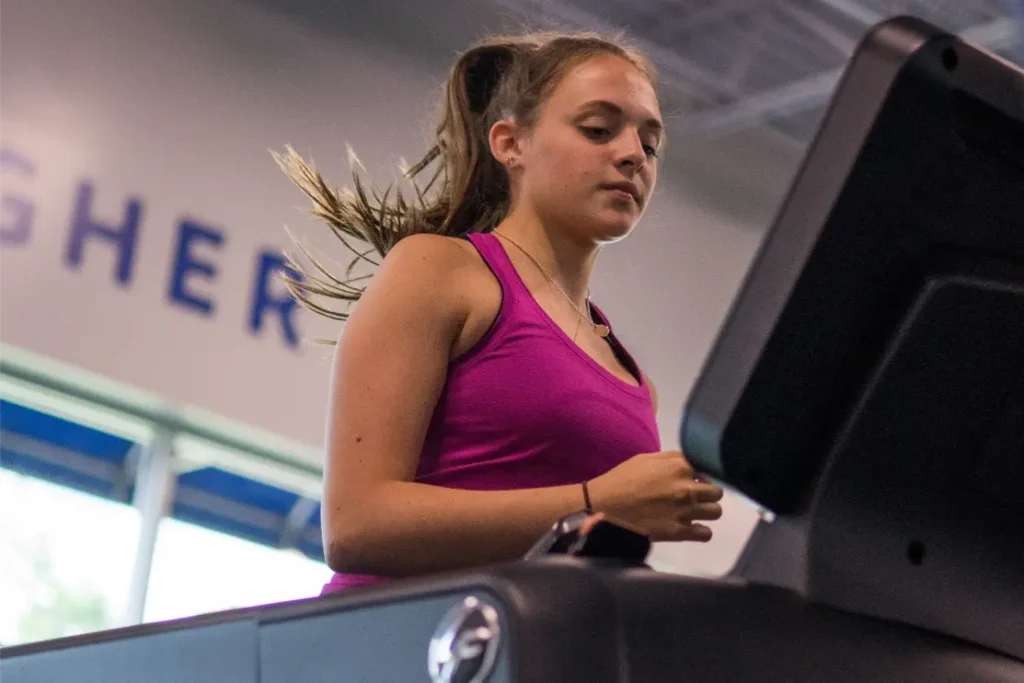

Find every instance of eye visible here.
[581,126,612,140]
[643,144,660,159]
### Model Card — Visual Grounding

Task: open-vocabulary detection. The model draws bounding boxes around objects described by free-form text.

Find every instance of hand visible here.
[587,451,724,542]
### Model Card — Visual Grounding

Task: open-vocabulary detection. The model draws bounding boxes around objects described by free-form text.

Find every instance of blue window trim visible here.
[0,399,325,563]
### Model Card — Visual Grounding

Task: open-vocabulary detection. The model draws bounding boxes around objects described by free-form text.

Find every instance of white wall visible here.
[0,0,802,576]
[0,0,436,450]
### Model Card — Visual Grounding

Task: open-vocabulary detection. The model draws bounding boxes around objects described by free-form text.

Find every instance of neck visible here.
[495,207,600,307]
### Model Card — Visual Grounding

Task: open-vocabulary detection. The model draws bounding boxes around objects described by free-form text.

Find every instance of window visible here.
[0,470,139,645]
[0,391,327,646]
[144,517,330,623]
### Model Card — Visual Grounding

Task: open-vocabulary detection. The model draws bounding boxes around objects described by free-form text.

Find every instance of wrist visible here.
[581,481,594,514]
[584,474,616,515]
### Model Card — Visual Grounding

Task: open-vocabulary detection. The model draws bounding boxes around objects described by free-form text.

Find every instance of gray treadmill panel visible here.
[260,591,511,683]
[0,620,258,683]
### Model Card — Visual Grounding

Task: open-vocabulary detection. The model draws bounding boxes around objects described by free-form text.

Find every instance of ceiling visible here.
[489,0,1024,143]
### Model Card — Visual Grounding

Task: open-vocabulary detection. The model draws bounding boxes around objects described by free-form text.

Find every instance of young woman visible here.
[277,31,724,592]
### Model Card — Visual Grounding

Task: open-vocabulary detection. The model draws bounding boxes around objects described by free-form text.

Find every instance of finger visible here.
[680,523,713,543]
[681,502,723,522]
[662,522,713,543]
[691,483,724,503]
[672,482,722,506]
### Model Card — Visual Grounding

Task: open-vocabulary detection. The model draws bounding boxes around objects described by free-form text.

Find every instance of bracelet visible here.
[582,481,594,514]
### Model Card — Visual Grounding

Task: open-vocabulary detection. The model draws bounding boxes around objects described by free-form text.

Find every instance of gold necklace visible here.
[493,230,611,339]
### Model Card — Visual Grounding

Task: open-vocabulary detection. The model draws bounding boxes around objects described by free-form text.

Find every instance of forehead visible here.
[545,54,661,121]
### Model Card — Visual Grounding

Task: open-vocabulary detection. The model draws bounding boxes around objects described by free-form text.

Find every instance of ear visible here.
[488,118,524,168]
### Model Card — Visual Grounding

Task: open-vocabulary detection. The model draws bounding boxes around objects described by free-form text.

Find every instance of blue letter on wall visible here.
[0,148,36,246]
[65,181,142,286]
[249,250,300,349]
[168,220,224,316]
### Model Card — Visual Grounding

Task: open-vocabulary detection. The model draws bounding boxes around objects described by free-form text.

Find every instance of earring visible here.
[506,157,518,169]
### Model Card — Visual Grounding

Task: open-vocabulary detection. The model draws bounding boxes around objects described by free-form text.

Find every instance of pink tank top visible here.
[322,232,660,592]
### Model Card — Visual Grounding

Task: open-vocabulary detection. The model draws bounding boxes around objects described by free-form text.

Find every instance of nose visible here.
[614,129,647,174]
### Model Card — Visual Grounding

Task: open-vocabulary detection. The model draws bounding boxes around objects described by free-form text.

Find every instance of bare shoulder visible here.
[378,233,494,293]
[385,233,501,357]
[380,233,480,276]
[354,233,498,353]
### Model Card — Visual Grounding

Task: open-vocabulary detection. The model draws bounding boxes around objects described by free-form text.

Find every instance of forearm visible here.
[325,480,586,577]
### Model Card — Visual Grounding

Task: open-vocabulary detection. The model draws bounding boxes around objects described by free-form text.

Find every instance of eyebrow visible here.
[577,100,664,135]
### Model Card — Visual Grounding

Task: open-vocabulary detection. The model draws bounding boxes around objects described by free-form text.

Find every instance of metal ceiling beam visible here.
[1006,0,1024,61]
[488,0,736,101]
[812,0,883,25]
[661,0,770,34]
[679,16,1022,138]
[781,2,860,56]
[722,11,765,92]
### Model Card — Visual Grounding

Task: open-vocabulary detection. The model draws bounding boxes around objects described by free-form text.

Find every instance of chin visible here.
[548,205,638,244]
[587,213,639,244]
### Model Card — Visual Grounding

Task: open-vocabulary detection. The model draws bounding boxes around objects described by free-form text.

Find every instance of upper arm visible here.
[323,234,475,516]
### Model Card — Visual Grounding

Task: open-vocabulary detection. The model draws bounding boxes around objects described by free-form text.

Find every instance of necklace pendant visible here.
[594,323,611,338]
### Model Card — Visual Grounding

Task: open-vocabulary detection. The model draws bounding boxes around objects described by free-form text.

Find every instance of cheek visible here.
[644,166,658,194]
[529,143,603,202]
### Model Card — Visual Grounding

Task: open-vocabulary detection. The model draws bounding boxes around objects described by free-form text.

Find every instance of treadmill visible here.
[3,16,1022,683]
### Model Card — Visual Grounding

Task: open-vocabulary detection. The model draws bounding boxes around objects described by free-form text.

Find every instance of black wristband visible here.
[582,481,594,514]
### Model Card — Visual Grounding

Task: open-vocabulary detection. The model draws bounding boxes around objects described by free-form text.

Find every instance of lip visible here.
[599,181,641,205]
